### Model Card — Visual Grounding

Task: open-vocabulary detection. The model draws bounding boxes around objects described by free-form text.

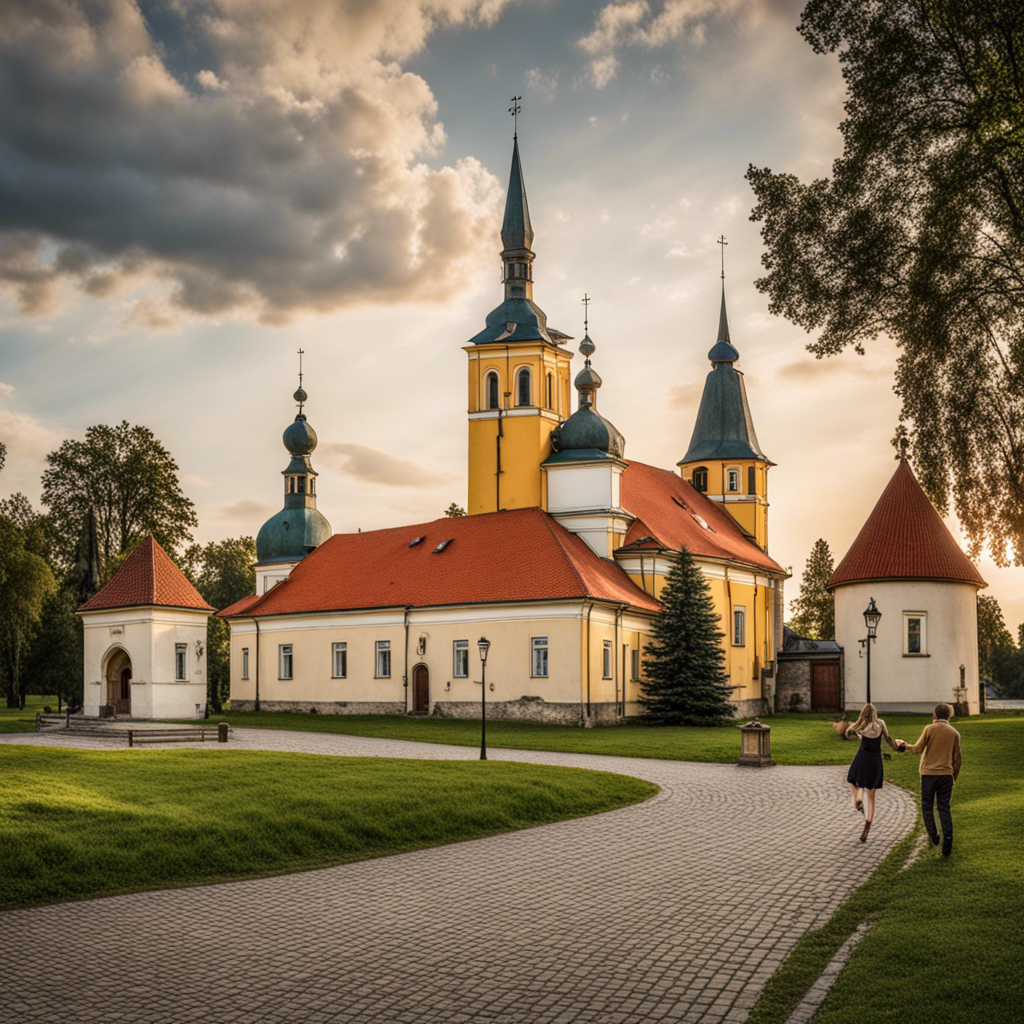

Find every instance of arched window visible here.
[485,371,500,410]
[517,367,531,407]
[692,467,708,493]
[546,373,553,409]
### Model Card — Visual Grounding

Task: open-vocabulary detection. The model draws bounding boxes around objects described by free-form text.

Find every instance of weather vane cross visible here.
[717,235,727,280]
[582,293,590,332]
[509,95,521,138]
[297,348,304,386]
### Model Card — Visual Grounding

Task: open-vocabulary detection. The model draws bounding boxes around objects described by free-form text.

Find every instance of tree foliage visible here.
[0,495,56,708]
[788,538,836,639]
[638,547,735,725]
[183,537,256,711]
[41,421,197,573]
[444,502,466,518]
[748,0,1024,565]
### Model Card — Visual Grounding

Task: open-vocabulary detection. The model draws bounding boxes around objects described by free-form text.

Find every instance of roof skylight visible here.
[432,539,454,553]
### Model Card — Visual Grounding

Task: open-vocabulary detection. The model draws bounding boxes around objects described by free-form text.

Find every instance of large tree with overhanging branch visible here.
[638,546,735,726]
[747,0,1024,566]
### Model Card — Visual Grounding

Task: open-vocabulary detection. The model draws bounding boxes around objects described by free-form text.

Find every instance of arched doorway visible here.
[413,664,429,713]
[105,648,132,717]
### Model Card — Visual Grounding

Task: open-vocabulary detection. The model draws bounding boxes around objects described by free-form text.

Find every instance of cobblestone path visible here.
[0,728,916,1023]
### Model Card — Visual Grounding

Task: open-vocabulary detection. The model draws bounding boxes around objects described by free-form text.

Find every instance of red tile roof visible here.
[78,536,214,613]
[218,594,263,618]
[827,460,986,589]
[219,507,661,618]
[618,460,786,574]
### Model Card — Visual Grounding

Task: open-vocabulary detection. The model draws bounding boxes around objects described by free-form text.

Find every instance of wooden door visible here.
[413,665,429,713]
[810,661,841,711]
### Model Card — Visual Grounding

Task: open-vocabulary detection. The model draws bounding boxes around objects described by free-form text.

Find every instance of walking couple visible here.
[845,702,961,853]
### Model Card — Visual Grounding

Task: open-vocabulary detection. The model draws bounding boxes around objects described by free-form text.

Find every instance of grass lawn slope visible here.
[0,694,59,733]
[0,748,656,909]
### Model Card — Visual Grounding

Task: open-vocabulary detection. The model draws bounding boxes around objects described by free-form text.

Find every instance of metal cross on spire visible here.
[582,293,590,332]
[297,348,304,386]
[717,235,728,280]
[509,95,521,138]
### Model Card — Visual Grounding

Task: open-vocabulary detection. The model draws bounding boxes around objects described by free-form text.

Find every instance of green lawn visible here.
[0,694,60,733]
[0,747,656,910]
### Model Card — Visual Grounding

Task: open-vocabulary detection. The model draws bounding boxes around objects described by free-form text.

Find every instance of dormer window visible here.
[486,371,500,410]
[517,367,531,407]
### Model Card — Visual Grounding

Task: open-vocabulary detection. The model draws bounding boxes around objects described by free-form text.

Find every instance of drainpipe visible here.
[403,605,411,714]
[583,603,594,724]
[725,567,733,701]
[252,617,261,713]
[615,603,627,718]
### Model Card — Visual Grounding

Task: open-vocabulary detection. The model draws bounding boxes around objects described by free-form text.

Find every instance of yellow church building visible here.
[222,137,788,723]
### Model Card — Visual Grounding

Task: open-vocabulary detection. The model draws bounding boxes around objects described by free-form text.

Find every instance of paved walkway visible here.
[1,728,916,1024]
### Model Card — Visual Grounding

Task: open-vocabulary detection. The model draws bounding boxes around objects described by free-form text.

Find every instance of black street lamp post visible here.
[861,598,882,704]
[478,637,490,761]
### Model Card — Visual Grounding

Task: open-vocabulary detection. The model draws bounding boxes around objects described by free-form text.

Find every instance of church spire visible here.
[708,236,739,363]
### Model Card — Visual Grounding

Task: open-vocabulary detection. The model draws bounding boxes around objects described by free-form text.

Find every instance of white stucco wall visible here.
[80,606,210,719]
[834,580,980,714]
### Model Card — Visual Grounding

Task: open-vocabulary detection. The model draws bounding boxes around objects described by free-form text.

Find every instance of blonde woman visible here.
[845,702,900,842]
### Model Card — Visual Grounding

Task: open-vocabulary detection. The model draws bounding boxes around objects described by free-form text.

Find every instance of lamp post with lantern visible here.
[477,637,490,761]
[859,598,882,705]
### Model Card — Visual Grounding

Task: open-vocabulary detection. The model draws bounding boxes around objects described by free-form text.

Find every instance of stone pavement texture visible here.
[1,728,916,1024]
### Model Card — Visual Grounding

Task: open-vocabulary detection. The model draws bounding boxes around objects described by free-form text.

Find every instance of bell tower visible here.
[677,245,772,550]
[464,105,574,515]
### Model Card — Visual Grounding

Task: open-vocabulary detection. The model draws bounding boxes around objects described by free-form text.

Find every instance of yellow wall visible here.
[466,342,573,515]
[677,458,770,550]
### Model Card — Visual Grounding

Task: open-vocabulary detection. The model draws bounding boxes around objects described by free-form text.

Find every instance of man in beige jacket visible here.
[897,703,962,857]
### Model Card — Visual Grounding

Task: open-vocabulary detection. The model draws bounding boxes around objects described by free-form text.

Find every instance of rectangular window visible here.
[175,643,187,681]
[727,468,739,492]
[904,613,927,655]
[602,640,613,679]
[748,466,756,494]
[242,647,249,680]
[279,644,293,680]
[453,640,469,678]
[332,642,347,679]
[532,636,549,678]
[631,649,640,681]
[376,640,391,678]
[733,608,746,646]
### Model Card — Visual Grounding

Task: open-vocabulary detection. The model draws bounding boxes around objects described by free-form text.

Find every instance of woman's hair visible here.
[849,702,878,733]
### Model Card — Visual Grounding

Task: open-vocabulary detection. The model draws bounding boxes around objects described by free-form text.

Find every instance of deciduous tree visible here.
[788,539,836,639]
[748,0,1024,565]
[443,502,466,518]
[638,547,734,725]
[41,421,197,572]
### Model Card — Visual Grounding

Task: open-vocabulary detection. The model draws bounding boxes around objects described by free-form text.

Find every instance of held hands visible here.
[895,740,907,753]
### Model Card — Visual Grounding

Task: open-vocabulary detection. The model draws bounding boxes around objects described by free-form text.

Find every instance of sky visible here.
[1,0,1022,634]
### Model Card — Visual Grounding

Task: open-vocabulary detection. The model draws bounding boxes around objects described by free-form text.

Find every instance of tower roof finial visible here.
[718,234,727,281]
[708,237,739,363]
[509,94,521,140]
[293,348,307,414]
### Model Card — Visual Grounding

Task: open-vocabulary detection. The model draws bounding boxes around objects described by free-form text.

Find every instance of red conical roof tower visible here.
[827,461,985,590]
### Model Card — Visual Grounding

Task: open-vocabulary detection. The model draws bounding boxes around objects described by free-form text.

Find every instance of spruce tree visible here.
[788,538,835,639]
[638,546,734,725]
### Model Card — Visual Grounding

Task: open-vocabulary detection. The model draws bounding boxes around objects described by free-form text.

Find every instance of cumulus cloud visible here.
[0,408,65,501]
[524,67,559,103]
[318,443,434,488]
[577,0,767,87]
[0,0,515,325]
[0,381,14,397]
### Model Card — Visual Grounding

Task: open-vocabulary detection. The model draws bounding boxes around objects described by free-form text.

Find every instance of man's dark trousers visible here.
[921,774,954,854]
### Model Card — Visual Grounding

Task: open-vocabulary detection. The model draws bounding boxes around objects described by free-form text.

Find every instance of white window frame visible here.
[733,608,746,647]
[375,640,391,678]
[332,642,347,679]
[727,467,740,492]
[602,640,613,679]
[241,647,249,680]
[278,644,293,680]
[903,612,927,656]
[531,636,549,678]
[453,640,469,678]
[631,649,640,681]
[175,643,187,681]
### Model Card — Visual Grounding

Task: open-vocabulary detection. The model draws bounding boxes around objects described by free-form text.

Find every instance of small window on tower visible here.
[692,467,708,493]
[547,373,553,409]
[748,466,756,494]
[727,468,739,492]
[297,476,305,494]
[517,367,531,407]
[486,372,500,411]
